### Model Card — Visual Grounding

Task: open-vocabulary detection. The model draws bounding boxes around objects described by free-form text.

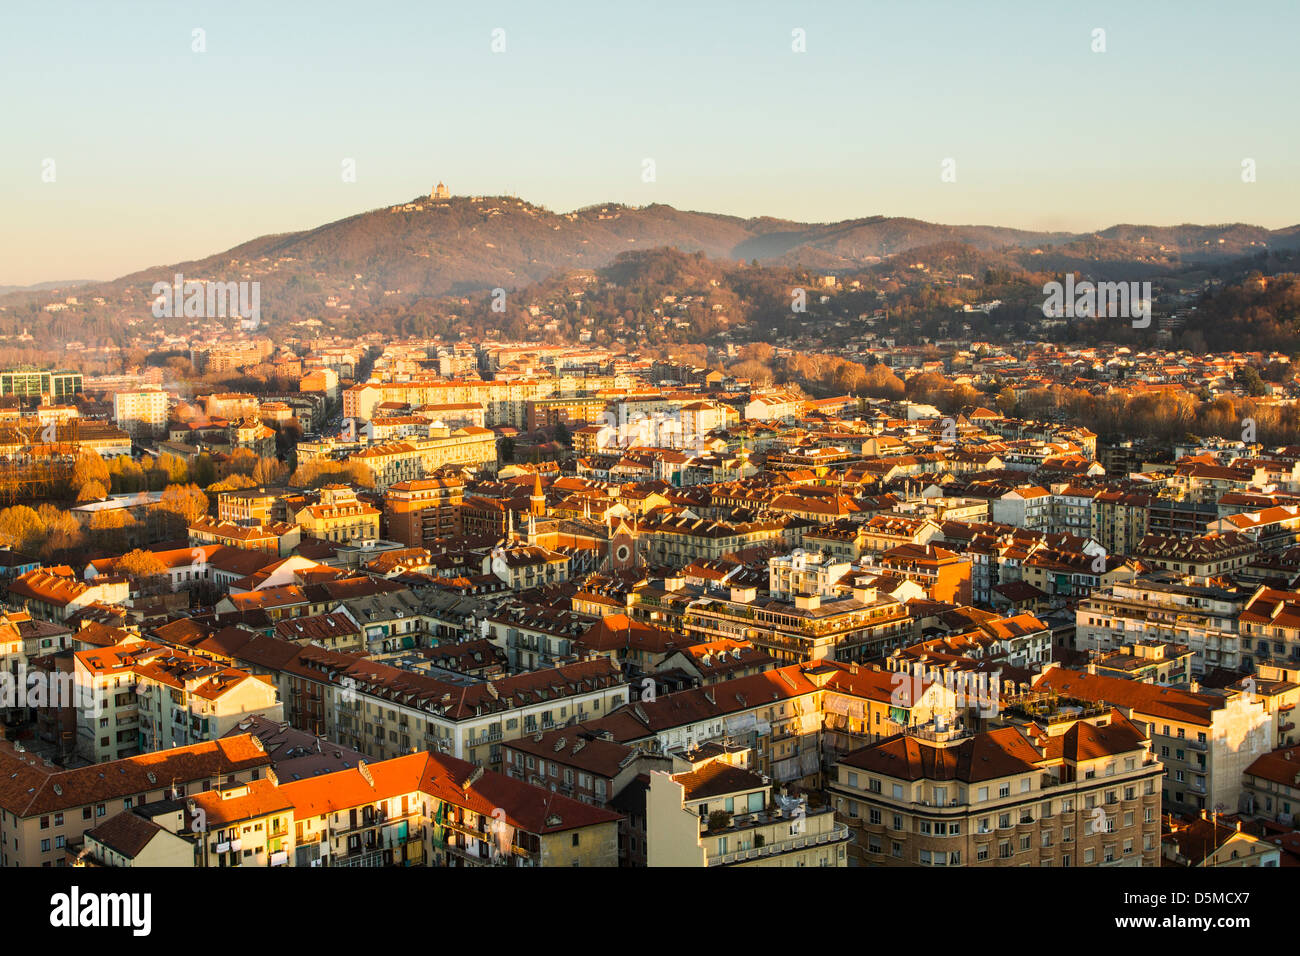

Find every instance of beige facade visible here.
[646,753,850,867]
[832,709,1164,867]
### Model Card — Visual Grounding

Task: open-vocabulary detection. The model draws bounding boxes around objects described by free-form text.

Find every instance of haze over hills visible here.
[0,279,100,297]
[2,193,1298,338]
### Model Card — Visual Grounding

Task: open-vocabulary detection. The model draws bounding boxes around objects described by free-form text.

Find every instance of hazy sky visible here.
[2,0,1296,285]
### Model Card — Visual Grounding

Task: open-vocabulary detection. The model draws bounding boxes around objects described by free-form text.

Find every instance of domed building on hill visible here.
[431,181,449,200]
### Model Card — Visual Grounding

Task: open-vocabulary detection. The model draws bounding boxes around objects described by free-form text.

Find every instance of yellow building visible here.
[190,776,295,867]
[296,485,381,543]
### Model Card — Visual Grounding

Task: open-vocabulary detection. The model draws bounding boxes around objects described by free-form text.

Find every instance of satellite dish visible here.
[491,547,508,576]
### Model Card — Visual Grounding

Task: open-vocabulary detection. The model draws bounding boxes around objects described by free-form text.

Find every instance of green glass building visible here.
[0,368,83,399]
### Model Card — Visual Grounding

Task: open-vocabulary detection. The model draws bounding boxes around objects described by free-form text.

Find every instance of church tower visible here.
[530,471,546,516]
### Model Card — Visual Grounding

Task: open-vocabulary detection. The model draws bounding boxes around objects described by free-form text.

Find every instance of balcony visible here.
[706,822,851,866]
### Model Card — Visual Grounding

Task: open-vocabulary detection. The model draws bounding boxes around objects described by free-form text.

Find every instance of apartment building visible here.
[656,639,776,688]
[682,584,915,664]
[646,750,850,867]
[112,387,169,439]
[990,486,1052,531]
[1075,574,1247,674]
[0,735,271,867]
[830,705,1163,867]
[1134,532,1258,577]
[1032,666,1272,815]
[78,802,198,867]
[588,660,959,789]
[295,485,381,544]
[768,549,852,600]
[486,602,593,672]
[502,725,671,809]
[7,568,130,625]
[74,640,282,763]
[384,477,464,546]
[482,544,571,591]
[1090,491,1151,556]
[1090,641,1195,685]
[279,749,621,867]
[640,514,807,567]
[189,776,295,867]
[233,637,629,770]
[877,543,972,604]
[1239,586,1300,670]
[217,487,286,525]
[1162,812,1281,867]
[1241,745,1300,827]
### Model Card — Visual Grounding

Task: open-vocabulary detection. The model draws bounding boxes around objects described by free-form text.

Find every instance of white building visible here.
[113,387,168,439]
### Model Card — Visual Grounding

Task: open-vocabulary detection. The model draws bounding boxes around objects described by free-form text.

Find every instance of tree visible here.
[89,509,133,552]
[70,452,110,494]
[208,474,258,493]
[228,448,260,476]
[0,505,43,553]
[76,480,109,503]
[193,454,217,488]
[115,548,166,579]
[115,548,169,596]
[156,483,208,527]
[253,457,289,486]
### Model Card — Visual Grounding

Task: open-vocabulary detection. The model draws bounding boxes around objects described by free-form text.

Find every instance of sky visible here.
[2,0,1297,286]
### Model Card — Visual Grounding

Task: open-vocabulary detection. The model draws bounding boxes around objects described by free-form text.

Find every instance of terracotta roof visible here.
[0,735,270,818]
